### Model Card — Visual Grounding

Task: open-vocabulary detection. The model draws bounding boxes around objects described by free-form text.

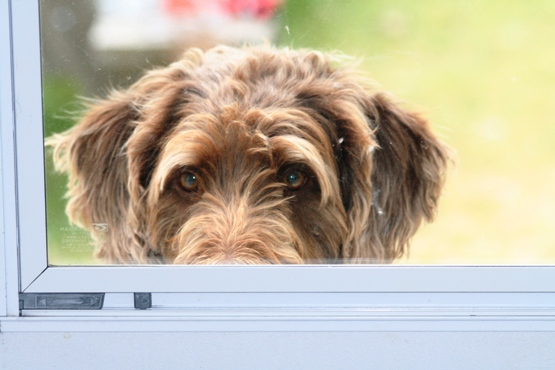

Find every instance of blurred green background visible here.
[44,77,99,265]
[44,0,555,265]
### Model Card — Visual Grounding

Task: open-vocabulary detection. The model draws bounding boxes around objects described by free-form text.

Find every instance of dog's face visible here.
[49,46,450,264]
[143,104,348,264]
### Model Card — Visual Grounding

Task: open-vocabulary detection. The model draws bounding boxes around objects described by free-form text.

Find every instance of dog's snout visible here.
[170,198,304,265]
[191,240,275,265]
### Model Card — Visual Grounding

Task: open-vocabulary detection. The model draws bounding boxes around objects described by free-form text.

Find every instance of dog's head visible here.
[49,45,451,264]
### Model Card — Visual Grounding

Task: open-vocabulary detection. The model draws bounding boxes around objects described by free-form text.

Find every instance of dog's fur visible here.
[48,45,451,264]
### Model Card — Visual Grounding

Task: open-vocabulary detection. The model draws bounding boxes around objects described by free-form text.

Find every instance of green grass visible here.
[43,76,98,265]
[45,1,555,264]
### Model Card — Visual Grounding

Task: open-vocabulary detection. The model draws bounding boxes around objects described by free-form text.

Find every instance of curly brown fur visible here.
[48,45,451,264]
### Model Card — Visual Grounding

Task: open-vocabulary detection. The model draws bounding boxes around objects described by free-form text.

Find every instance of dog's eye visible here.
[283,170,307,190]
[179,172,199,192]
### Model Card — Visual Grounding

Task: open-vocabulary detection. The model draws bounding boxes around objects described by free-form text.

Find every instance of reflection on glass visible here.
[43,0,555,265]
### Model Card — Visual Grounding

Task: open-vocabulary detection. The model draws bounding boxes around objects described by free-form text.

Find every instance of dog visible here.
[48,45,451,264]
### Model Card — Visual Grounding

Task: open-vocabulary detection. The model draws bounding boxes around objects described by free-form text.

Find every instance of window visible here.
[2,0,555,330]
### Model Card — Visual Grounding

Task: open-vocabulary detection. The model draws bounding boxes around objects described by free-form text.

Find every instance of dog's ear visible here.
[48,54,204,263]
[341,92,450,262]
[48,92,139,262]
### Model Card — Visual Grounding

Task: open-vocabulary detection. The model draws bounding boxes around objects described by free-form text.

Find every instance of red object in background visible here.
[162,0,198,15]
[225,0,284,19]
[162,0,283,19]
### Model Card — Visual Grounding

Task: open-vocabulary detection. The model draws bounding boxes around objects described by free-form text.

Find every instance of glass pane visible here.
[42,0,555,265]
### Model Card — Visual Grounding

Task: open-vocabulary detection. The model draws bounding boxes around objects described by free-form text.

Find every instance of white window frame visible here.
[2,0,555,332]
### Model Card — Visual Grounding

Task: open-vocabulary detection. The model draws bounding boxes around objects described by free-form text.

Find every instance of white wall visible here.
[2,332,555,369]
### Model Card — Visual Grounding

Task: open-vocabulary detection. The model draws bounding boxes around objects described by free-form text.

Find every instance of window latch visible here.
[19,293,105,310]
[134,293,152,310]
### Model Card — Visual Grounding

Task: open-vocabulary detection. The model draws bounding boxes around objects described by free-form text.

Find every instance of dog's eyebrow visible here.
[148,128,218,193]
[269,135,339,206]
[253,110,330,144]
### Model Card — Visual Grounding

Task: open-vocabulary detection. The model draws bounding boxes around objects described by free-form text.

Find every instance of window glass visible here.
[42,0,555,266]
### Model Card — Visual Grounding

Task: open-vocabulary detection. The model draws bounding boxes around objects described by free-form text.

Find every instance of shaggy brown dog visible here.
[49,45,451,264]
